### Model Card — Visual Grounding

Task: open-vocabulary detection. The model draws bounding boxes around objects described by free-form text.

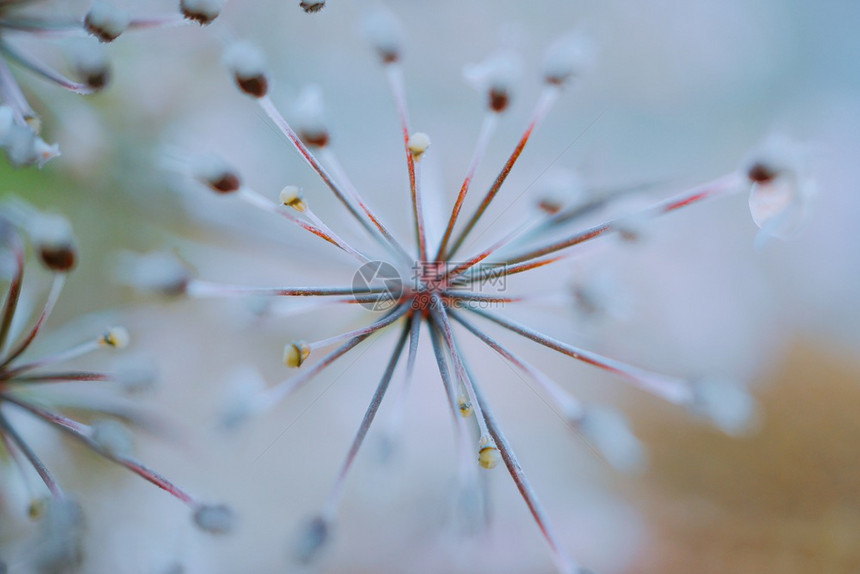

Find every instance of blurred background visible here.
[1,0,859,572]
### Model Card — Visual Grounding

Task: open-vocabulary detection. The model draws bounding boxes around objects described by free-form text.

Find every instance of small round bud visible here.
[457,395,473,417]
[362,7,402,64]
[28,213,77,272]
[744,136,814,242]
[577,406,645,473]
[192,153,241,194]
[180,0,223,25]
[295,515,330,564]
[84,2,130,43]
[100,326,130,349]
[112,355,158,393]
[74,43,111,91]
[543,33,594,86]
[478,444,502,470]
[689,378,757,436]
[463,49,522,113]
[293,85,329,147]
[90,419,134,457]
[614,211,650,243]
[407,132,431,160]
[299,0,325,13]
[223,41,269,98]
[117,250,192,297]
[283,340,310,368]
[279,186,307,212]
[193,504,234,534]
[2,123,60,168]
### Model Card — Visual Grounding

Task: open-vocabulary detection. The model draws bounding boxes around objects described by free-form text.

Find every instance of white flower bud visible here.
[745,136,814,243]
[689,378,757,436]
[279,186,307,211]
[535,168,584,214]
[223,41,269,98]
[180,0,223,25]
[283,340,310,368]
[84,2,130,43]
[463,49,522,112]
[191,153,241,193]
[100,326,130,349]
[218,365,268,429]
[543,32,595,86]
[112,355,158,393]
[362,7,403,63]
[74,42,111,91]
[477,436,501,469]
[2,123,60,168]
[407,132,431,160]
[292,85,329,147]
[193,504,234,534]
[90,419,134,457]
[116,250,192,296]
[577,406,645,473]
[28,212,77,271]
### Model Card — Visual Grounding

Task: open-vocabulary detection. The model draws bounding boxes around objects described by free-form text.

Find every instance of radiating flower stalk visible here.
[0,201,232,571]
[0,0,223,167]
[147,7,809,573]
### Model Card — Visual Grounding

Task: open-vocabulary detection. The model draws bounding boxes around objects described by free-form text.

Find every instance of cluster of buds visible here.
[0,201,232,569]
[0,0,224,168]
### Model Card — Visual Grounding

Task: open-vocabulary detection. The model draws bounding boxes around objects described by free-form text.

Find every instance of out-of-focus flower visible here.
[0,200,232,570]
[0,0,222,167]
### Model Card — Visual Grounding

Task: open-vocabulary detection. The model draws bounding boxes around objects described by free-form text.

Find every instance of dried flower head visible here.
[0,201,232,563]
[162,8,809,573]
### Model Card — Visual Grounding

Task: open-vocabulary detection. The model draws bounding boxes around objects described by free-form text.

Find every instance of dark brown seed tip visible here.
[209,172,241,194]
[236,74,268,98]
[747,161,778,183]
[40,246,77,272]
[299,0,325,13]
[299,130,330,148]
[489,88,509,113]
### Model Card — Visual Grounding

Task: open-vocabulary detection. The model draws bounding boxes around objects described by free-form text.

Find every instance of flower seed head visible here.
[192,153,242,194]
[293,85,330,147]
[543,32,594,86]
[463,49,522,113]
[299,0,326,14]
[362,7,403,64]
[90,419,135,457]
[295,515,331,564]
[745,136,814,242]
[279,186,307,212]
[100,326,130,349]
[74,43,112,91]
[84,2,130,43]
[28,212,77,272]
[117,250,192,296]
[283,340,311,368]
[180,0,223,25]
[577,405,646,473]
[407,132,431,160]
[689,377,757,436]
[193,504,234,534]
[224,41,269,98]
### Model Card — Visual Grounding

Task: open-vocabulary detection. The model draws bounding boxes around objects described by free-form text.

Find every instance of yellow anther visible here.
[457,395,473,417]
[283,340,311,368]
[100,327,130,349]
[279,186,307,212]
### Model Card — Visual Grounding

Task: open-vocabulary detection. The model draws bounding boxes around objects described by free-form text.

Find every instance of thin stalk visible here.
[320,318,411,518]
[1,273,65,369]
[446,86,560,259]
